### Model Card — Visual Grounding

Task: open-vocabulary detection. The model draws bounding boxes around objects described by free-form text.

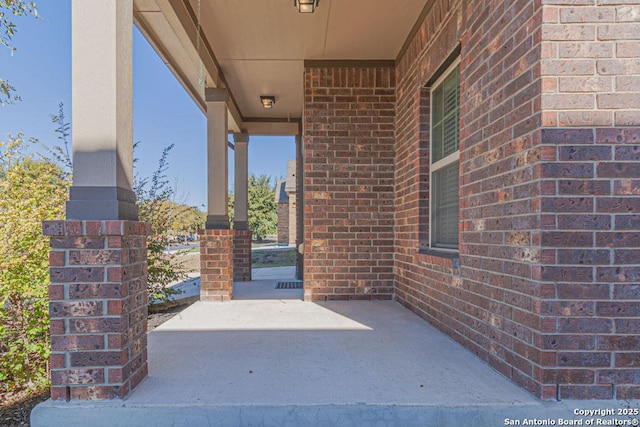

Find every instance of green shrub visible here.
[0,135,68,391]
[0,111,192,392]
[134,143,187,303]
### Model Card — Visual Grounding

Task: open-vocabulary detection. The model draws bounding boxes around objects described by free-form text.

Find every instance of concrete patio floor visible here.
[33,277,639,426]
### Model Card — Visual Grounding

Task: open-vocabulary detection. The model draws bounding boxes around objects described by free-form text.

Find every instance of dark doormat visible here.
[275,281,304,289]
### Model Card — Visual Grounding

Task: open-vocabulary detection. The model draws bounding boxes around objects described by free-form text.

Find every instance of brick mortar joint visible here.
[198,229,236,236]
[43,220,152,237]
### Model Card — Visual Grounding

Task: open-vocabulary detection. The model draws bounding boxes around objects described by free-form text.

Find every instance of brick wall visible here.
[537,3,640,400]
[288,198,297,246]
[277,202,289,244]
[303,65,395,301]
[296,136,305,281]
[43,220,149,400]
[540,3,640,128]
[395,0,640,400]
[537,128,640,400]
[233,229,252,281]
[199,229,234,301]
[460,0,548,398]
[396,0,538,396]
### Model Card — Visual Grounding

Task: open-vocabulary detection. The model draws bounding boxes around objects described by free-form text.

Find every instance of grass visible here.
[252,249,296,268]
[180,247,199,254]
[172,247,296,272]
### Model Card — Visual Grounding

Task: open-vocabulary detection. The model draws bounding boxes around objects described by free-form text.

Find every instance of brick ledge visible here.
[417,250,460,269]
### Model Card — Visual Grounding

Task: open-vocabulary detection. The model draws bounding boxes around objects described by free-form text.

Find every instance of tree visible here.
[134,144,187,302]
[0,103,190,392]
[247,174,277,241]
[0,134,69,391]
[0,0,38,106]
[169,202,205,236]
[228,191,235,227]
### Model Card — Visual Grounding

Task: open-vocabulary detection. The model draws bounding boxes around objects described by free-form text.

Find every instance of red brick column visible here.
[233,229,252,281]
[534,4,640,400]
[303,65,396,301]
[199,229,234,301]
[42,220,150,400]
[536,127,640,400]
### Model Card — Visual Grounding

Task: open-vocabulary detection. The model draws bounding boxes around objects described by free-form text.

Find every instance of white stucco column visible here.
[205,88,230,229]
[67,0,137,220]
[233,133,249,230]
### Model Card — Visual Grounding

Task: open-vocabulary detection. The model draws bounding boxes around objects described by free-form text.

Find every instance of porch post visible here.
[66,0,137,220]
[205,88,230,230]
[199,88,234,300]
[233,133,249,231]
[233,133,251,281]
[42,0,149,401]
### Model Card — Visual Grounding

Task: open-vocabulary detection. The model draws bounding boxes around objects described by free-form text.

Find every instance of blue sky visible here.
[0,1,295,209]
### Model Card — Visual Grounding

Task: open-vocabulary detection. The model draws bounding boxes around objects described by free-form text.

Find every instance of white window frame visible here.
[429,58,460,252]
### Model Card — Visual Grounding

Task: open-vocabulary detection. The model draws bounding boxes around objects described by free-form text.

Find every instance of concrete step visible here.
[32,399,640,427]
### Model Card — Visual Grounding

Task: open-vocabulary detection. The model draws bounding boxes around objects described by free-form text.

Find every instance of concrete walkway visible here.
[151,264,303,320]
[161,267,299,302]
[250,265,296,280]
[33,273,640,426]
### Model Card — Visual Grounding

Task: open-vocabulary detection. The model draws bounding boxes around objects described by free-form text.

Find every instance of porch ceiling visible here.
[134,0,428,134]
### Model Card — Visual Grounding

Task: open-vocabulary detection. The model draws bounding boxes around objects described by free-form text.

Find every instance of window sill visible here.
[417,249,460,269]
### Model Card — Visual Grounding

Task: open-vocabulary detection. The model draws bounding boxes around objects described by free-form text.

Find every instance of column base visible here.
[66,186,138,221]
[205,215,230,230]
[234,221,249,230]
[43,220,150,400]
[199,229,234,301]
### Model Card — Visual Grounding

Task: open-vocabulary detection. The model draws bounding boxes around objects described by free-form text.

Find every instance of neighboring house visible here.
[275,160,298,246]
[275,179,289,244]
[285,160,297,246]
[41,0,640,406]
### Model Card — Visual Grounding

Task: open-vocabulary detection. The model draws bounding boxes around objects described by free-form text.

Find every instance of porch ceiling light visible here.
[260,96,276,109]
[294,0,318,13]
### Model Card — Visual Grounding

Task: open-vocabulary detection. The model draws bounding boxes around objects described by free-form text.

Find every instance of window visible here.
[429,60,460,251]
